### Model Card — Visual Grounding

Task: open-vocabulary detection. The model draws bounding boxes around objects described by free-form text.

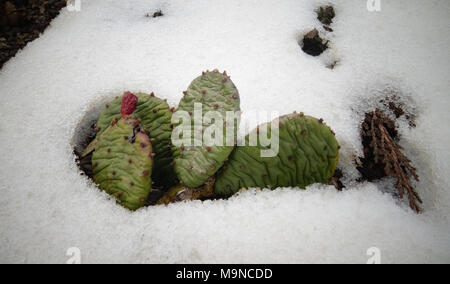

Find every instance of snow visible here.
[0,0,449,263]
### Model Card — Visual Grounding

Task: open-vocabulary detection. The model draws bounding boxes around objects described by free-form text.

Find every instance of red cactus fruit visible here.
[121,92,138,118]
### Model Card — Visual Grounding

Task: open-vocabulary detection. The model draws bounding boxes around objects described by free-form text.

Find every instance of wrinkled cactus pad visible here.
[214,113,339,195]
[172,70,241,188]
[92,117,153,210]
[95,93,176,188]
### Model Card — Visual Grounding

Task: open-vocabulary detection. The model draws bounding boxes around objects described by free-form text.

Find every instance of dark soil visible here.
[300,5,335,57]
[0,0,66,69]
[329,168,345,191]
[357,102,422,213]
[152,10,163,18]
[74,122,97,178]
[379,96,416,127]
[301,29,328,57]
[146,9,163,18]
[317,6,335,27]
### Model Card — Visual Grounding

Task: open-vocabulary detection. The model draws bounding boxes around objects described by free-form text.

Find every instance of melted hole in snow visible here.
[70,95,346,209]
[70,95,226,207]
[300,29,329,57]
[72,95,118,178]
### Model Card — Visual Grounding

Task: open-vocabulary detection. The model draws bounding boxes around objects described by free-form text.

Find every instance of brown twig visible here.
[378,124,421,212]
[365,109,422,213]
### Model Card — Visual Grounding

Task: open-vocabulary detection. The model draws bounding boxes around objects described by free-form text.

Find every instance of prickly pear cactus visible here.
[92,118,153,210]
[214,113,339,195]
[95,92,176,187]
[172,70,241,188]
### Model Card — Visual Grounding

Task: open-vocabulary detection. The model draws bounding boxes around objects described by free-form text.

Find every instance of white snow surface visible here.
[1,0,449,263]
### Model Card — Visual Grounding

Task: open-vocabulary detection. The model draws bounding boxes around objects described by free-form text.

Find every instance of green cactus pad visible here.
[172,70,241,188]
[214,113,339,195]
[95,93,176,188]
[92,118,153,210]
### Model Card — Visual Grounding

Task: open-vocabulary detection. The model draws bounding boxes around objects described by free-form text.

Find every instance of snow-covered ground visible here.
[0,0,449,263]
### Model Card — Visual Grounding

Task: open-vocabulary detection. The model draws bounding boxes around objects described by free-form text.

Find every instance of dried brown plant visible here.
[360,109,422,213]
